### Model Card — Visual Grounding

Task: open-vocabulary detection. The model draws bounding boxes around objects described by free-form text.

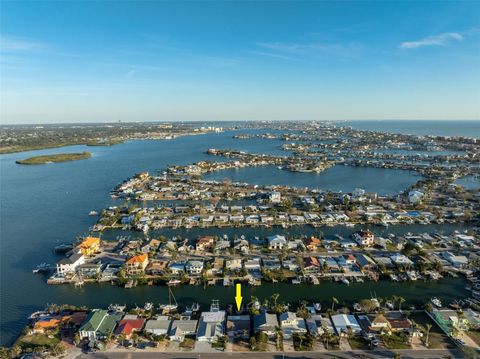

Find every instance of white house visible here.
[168,320,198,341]
[267,235,287,250]
[268,191,281,203]
[390,254,414,267]
[196,302,225,343]
[279,312,307,339]
[144,317,172,336]
[56,252,85,274]
[408,190,424,204]
[185,260,204,275]
[331,314,361,336]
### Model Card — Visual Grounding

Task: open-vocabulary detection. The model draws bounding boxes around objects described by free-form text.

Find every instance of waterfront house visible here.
[208,258,224,276]
[304,256,321,273]
[145,260,168,275]
[366,314,390,332]
[125,253,149,275]
[168,261,186,274]
[77,262,102,278]
[144,317,172,336]
[390,254,414,268]
[282,258,299,272]
[226,315,251,339]
[33,316,63,334]
[268,191,281,203]
[331,314,361,336]
[78,310,122,340]
[196,303,226,343]
[263,258,281,271]
[355,254,377,271]
[352,230,374,247]
[253,311,278,337]
[196,236,214,252]
[319,257,340,271]
[303,236,322,252]
[340,238,358,249]
[244,257,261,272]
[442,252,469,268]
[372,255,394,269]
[225,258,242,272]
[168,319,198,341]
[214,239,230,252]
[385,312,411,332]
[185,260,204,275]
[114,316,146,339]
[268,235,287,250]
[141,239,161,253]
[279,312,307,339]
[56,253,85,274]
[78,236,101,256]
[408,190,424,204]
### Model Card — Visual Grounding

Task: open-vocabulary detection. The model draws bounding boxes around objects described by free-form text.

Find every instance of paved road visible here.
[72,348,467,359]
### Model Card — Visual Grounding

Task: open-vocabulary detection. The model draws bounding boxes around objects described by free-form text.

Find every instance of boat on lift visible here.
[108,304,126,313]
[431,297,442,308]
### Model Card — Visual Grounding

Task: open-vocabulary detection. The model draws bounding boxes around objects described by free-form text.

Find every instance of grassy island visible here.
[15,152,92,165]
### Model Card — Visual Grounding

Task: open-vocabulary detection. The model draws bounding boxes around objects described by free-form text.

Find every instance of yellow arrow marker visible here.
[235,283,243,311]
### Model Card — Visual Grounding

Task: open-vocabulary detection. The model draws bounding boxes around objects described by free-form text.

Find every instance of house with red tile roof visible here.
[114,317,146,339]
[303,236,321,252]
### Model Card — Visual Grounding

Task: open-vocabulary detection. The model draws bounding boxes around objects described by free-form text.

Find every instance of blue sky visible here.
[1,1,479,123]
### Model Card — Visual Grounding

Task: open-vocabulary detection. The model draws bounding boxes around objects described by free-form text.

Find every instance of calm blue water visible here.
[203,165,420,196]
[0,123,474,346]
[342,120,480,138]
[457,175,480,191]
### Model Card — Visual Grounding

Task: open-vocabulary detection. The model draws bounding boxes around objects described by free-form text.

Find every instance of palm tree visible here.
[331,297,339,312]
[425,324,432,348]
[410,320,418,345]
[271,293,280,309]
[398,296,406,312]
[275,325,283,350]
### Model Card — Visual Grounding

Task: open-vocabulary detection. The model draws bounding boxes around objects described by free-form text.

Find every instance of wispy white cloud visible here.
[0,35,47,52]
[125,69,136,79]
[251,50,298,62]
[400,32,463,49]
[254,41,364,60]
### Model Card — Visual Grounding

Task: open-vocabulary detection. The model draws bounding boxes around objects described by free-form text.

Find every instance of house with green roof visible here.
[79,310,122,340]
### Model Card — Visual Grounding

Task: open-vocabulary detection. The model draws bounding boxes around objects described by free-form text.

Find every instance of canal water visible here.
[203,165,420,195]
[0,124,475,346]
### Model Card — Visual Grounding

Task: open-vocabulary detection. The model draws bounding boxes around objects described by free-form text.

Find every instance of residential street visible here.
[72,348,468,359]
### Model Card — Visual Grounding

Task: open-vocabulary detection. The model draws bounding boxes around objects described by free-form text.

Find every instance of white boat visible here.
[88,210,98,216]
[341,278,350,285]
[108,304,126,313]
[313,303,322,312]
[32,263,50,274]
[159,287,178,312]
[28,310,49,321]
[167,279,181,286]
[431,297,442,308]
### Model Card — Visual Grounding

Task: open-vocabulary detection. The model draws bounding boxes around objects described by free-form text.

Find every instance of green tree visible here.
[331,297,339,312]
[424,323,432,348]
